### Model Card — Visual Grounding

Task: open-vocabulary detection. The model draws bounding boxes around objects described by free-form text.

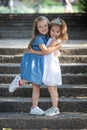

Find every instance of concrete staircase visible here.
[0,39,87,129]
[0,13,87,40]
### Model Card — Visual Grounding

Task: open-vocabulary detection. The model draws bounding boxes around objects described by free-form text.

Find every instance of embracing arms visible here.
[28,40,61,55]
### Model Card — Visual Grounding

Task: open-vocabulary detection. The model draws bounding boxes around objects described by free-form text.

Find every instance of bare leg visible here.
[30,83,44,115]
[20,79,28,85]
[48,86,58,108]
[32,83,40,107]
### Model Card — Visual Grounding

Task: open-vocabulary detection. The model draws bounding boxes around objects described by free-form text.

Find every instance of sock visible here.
[18,80,21,86]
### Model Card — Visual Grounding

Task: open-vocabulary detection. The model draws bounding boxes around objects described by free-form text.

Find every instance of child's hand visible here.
[54,50,61,57]
[28,48,34,53]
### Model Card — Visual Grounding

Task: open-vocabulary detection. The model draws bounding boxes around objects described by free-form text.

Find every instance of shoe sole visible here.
[45,112,60,116]
[30,113,44,116]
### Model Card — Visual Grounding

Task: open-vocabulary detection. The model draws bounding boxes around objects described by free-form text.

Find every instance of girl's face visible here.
[50,25,61,39]
[37,20,49,35]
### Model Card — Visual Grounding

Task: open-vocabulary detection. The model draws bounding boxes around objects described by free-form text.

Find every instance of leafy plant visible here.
[78,0,87,12]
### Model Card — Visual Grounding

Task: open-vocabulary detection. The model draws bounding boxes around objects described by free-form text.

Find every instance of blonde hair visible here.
[28,16,49,49]
[50,17,68,41]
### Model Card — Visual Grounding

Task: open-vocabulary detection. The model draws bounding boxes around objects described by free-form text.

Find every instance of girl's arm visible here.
[39,42,61,55]
[48,40,61,57]
[47,40,57,47]
[28,41,61,55]
[48,39,62,47]
[28,48,44,55]
[28,43,61,55]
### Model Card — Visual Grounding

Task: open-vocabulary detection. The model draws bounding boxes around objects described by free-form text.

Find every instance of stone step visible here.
[0,47,87,55]
[0,31,31,39]
[0,84,87,98]
[0,15,86,24]
[0,39,87,48]
[0,55,87,63]
[0,112,87,129]
[0,73,87,84]
[0,38,29,46]
[0,63,87,74]
[0,30,87,39]
[61,63,87,74]
[0,26,86,31]
[0,29,86,36]
[0,97,87,113]
[0,13,86,23]
[0,48,26,55]
[61,48,87,55]
[0,12,86,17]
[60,55,87,63]
[0,14,86,27]
[0,14,87,39]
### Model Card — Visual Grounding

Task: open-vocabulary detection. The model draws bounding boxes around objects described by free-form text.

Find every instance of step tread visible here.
[0,63,87,66]
[0,97,86,102]
[0,112,87,119]
[0,48,87,55]
[0,14,87,40]
[0,84,87,98]
[0,96,86,113]
[0,73,87,76]
[0,55,87,64]
[0,74,87,84]
[0,84,87,89]
[0,112,87,129]
[0,54,87,57]
[0,39,87,48]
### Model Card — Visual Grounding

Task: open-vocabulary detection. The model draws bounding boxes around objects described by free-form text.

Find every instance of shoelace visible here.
[13,80,17,85]
[45,107,52,113]
[47,108,58,113]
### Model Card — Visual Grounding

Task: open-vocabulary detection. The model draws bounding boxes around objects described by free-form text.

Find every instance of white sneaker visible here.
[9,75,21,93]
[30,106,45,115]
[45,107,60,116]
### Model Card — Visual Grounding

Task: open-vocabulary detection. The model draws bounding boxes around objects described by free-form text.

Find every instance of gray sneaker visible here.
[30,106,45,115]
[9,75,21,93]
[45,107,60,116]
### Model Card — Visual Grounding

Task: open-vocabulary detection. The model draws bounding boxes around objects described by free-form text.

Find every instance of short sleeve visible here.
[34,36,45,45]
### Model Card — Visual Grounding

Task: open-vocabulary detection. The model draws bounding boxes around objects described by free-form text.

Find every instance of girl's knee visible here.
[48,86,58,96]
[48,86,52,92]
[32,84,40,91]
[48,86,55,93]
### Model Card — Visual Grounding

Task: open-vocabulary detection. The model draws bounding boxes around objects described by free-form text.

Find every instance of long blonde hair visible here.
[28,16,49,49]
[50,17,68,41]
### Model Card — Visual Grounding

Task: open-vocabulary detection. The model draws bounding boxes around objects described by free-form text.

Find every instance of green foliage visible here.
[20,0,59,6]
[78,0,87,12]
[41,0,59,6]
[0,6,10,13]
[0,0,78,14]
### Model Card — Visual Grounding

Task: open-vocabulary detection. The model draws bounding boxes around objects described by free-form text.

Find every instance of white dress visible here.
[42,38,62,86]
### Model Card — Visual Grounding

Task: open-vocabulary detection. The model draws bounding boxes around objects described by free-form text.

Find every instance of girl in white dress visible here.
[29,17,68,116]
[42,37,62,86]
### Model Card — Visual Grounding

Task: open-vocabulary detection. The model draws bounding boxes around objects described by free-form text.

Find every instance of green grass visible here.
[0,2,79,14]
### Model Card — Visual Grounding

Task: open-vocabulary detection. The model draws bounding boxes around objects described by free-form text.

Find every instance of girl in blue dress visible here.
[9,16,61,115]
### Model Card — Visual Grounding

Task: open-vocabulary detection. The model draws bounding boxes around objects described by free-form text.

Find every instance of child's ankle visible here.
[18,80,21,86]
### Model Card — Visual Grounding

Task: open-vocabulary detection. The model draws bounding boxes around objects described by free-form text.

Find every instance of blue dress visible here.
[20,34,49,85]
